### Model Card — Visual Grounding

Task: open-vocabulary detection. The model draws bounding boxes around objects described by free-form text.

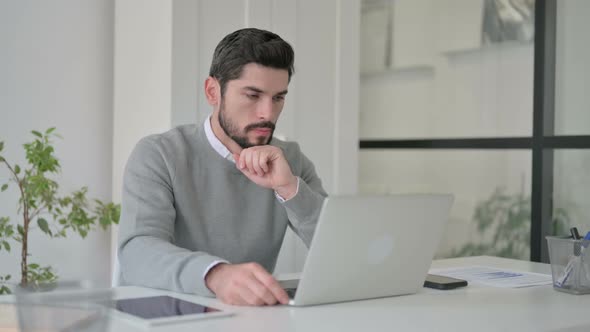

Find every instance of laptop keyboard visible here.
[285,288,297,299]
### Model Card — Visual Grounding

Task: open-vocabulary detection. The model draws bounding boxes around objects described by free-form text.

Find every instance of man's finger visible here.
[244,150,253,172]
[237,284,266,306]
[238,150,247,169]
[250,150,264,176]
[258,150,270,173]
[251,267,289,305]
[246,150,260,175]
[246,274,278,305]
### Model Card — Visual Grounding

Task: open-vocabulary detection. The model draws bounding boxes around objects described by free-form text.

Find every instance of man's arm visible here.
[233,143,327,247]
[281,151,327,247]
[203,143,326,305]
[117,137,225,297]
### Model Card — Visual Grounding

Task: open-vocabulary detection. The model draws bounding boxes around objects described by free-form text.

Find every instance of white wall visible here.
[0,0,114,287]
[112,0,173,204]
[112,0,359,274]
[111,0,175,283]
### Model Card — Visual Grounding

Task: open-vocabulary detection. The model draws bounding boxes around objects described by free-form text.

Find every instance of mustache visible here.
[245,121,275,132]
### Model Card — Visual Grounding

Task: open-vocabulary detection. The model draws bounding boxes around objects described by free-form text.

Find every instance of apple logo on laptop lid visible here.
[367,234,394,265]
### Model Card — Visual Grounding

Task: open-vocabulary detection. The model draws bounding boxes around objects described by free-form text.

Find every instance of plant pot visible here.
[16,281,59,293]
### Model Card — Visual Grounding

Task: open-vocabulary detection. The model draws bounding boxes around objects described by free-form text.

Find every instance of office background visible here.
[0,0,589,289]
[359,0,590,263]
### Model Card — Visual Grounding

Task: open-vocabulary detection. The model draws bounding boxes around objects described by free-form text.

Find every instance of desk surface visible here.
[5,256,590,331]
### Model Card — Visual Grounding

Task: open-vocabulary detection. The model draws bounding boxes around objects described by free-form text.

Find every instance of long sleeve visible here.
[117,125,329,294]
[117,137,223,297]
[281,146,328,247]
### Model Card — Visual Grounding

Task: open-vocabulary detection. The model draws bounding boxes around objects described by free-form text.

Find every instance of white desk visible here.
[5,256,590,331]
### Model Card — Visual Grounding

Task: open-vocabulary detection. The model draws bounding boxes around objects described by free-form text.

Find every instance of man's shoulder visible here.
[271,137,300,154]
[132,124,203,163]
[138,124,199,150]
[271,137,311,167]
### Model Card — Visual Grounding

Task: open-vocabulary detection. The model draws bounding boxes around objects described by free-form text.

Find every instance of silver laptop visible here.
[280,194,453,306]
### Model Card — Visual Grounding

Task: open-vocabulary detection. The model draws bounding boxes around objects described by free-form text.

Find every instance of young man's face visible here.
[218,63,289,148]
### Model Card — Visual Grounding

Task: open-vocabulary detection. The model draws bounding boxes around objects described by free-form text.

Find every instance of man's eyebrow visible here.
[243,86,264,93]
[243,86,288,96]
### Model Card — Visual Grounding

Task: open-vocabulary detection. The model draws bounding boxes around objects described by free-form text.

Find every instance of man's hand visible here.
[234,146,298,200]
[205,262,290,306]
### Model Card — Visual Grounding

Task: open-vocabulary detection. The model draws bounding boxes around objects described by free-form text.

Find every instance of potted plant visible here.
[450,186,568,259]
[0,128,120,294]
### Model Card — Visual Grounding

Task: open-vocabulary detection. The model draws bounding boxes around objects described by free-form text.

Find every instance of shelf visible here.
[361,65,435,81]
[440,41,534,57]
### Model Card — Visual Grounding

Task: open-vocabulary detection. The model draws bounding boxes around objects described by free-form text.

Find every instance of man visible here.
[117,28,327,306]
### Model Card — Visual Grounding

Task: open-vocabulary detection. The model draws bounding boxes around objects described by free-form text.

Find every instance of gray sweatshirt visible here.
[117,124,327,296]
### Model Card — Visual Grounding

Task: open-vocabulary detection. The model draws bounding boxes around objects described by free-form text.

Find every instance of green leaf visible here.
[32,130,43,138]
[14,165,20,175]
[2,241,9,251]
[0,285,11,295]
[46,127,56,134]
[0,141,3,152]
[37,218,51,236]
[0,156,4,162]
[26,264,58,285]
[1,184,7,192]
[17,225,25,237]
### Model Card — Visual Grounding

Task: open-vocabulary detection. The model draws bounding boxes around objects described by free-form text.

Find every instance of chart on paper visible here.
[429,266,553,288]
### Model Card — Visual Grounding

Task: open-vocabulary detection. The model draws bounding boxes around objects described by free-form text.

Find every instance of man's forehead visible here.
[227,64,289,93]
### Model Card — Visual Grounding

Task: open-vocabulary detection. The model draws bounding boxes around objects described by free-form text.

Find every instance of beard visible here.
[218,97,276,149]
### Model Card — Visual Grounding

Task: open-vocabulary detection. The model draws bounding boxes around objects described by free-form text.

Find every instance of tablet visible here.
[105,295,233,327]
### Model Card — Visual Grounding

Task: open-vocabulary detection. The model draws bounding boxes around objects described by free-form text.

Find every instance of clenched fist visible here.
[233,145,298,200]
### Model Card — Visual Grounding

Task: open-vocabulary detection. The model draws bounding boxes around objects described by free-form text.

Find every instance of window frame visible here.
[358,0,590,262]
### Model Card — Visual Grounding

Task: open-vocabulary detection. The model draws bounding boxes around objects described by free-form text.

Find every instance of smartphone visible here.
[424,274,468,290]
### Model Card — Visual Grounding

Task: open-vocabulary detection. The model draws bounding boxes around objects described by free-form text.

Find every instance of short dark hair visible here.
[209,28,295,95]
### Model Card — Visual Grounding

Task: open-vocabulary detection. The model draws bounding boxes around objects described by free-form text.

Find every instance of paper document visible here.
[0,304,18,332]
[429,266,553,288]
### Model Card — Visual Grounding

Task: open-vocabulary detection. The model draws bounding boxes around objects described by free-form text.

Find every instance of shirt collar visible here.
[204,115,234,162]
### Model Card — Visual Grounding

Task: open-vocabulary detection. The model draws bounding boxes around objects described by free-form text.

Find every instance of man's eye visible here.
[246,94,259,100]
[273,95,285,102]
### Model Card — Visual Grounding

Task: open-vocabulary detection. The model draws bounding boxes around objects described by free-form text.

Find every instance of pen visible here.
[570,227,581,240]
[583,231,590,282]
[556,230,590,288]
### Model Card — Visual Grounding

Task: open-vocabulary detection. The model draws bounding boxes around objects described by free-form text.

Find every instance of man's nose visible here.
[256,97,274,120]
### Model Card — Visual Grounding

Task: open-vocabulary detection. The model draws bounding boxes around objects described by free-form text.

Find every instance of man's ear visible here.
[204,76,221,106]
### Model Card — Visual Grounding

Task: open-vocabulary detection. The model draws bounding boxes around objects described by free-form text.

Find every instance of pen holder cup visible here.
[546,236,590,295]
